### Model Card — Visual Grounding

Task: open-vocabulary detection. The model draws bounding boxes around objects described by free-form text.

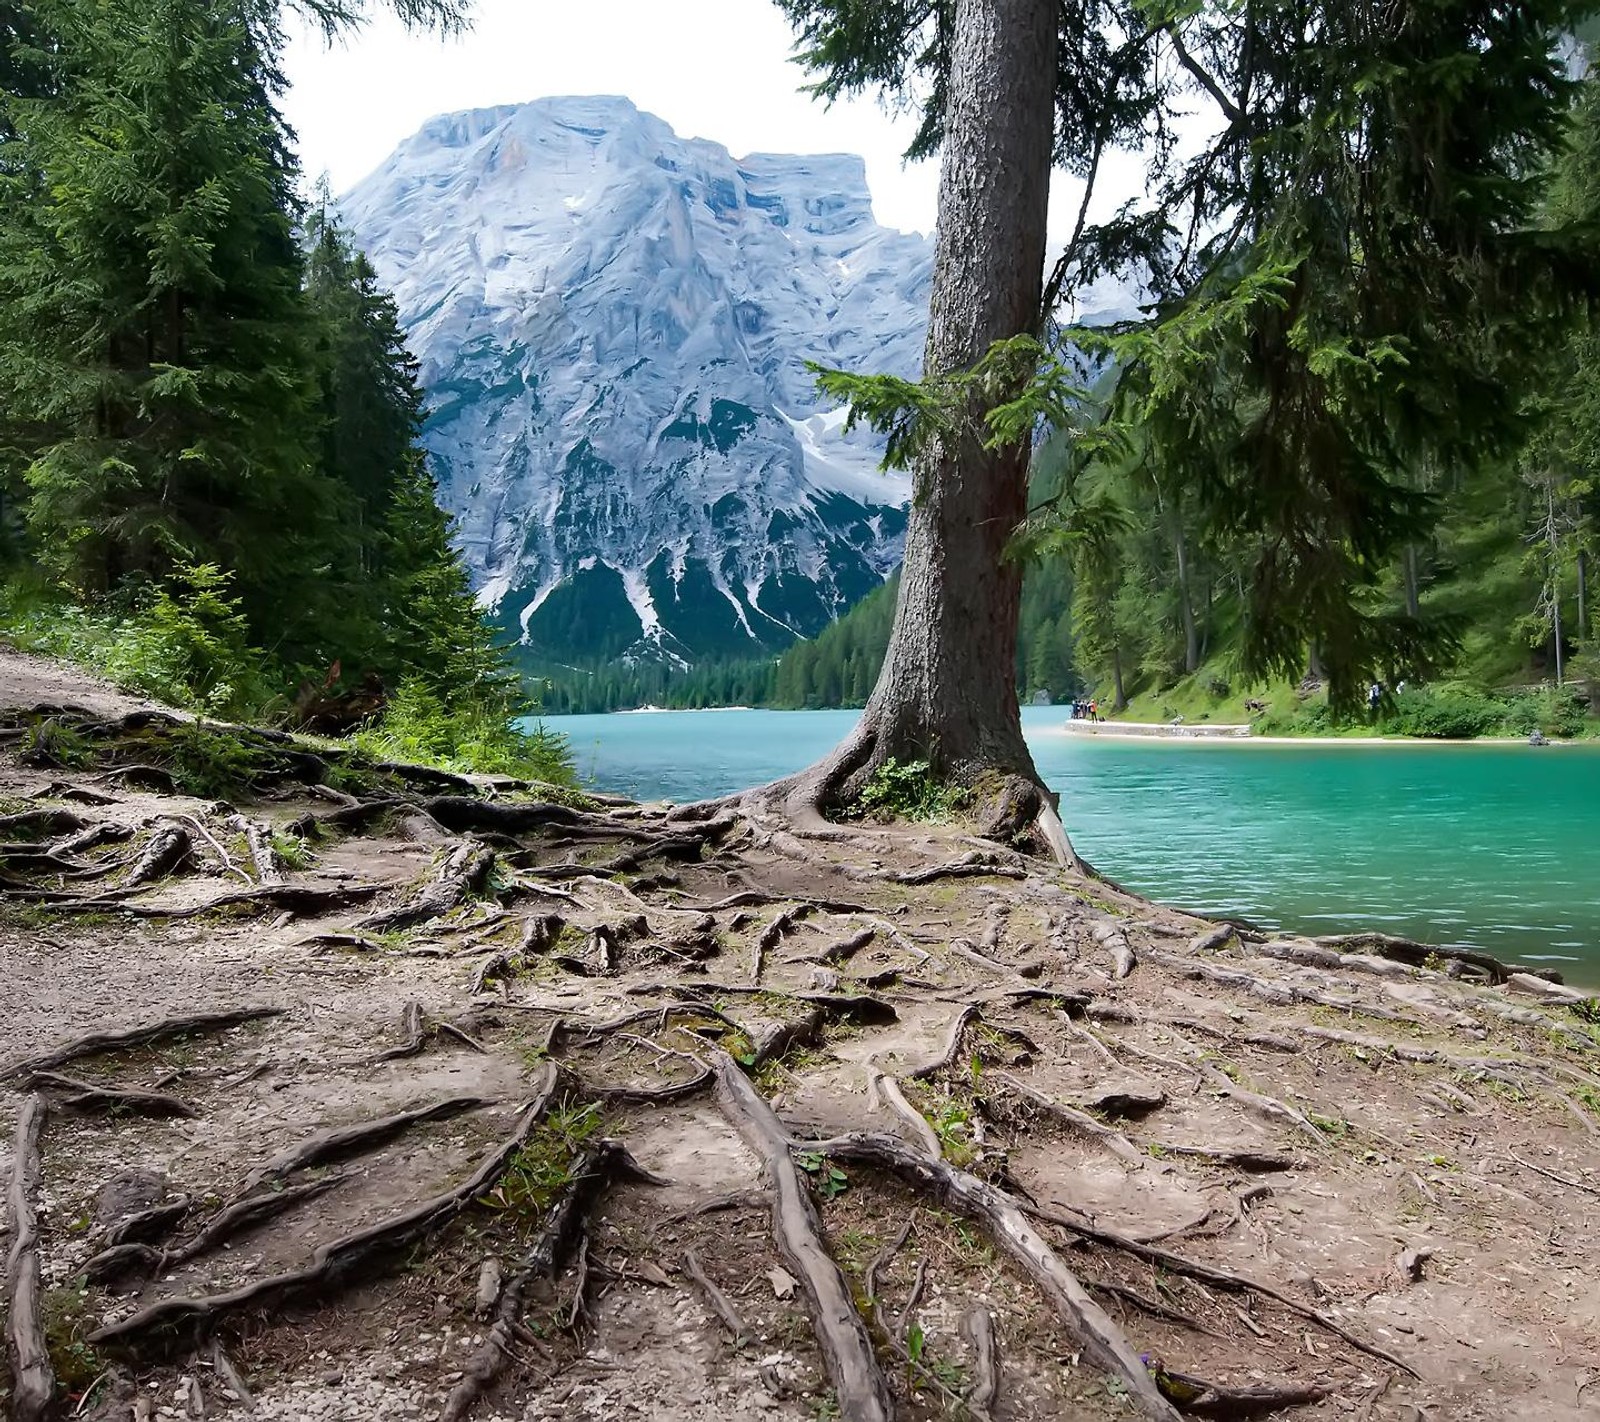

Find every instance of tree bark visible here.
[1577,546,1588,644]
[1173,523,1199,674]
[792,0,1059,821]
[1402,542,1421,620]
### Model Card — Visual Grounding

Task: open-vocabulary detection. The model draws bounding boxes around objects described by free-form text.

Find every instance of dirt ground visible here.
[1,648,1597,1422]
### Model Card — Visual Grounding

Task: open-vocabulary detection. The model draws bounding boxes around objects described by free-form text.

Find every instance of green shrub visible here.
[1382,684,1504,739]
[854,757,967,822]
[98,564,272,718]
[354,679,575,785]
[0,565,271,718]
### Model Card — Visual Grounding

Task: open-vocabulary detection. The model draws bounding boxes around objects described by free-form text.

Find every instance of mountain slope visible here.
[341,96,931,666]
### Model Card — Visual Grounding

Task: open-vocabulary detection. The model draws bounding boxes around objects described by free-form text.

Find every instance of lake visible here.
[539,706,1600,986]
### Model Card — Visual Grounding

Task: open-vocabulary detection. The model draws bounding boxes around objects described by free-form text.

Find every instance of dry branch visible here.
[683,1248,746,1343]
[441,1138,655,1421]
[710,1052,895,1422]
[814,1132,1180,1420]
[5,1095,53,1422]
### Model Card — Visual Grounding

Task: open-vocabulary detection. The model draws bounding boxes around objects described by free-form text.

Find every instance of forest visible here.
[0,0,571,782]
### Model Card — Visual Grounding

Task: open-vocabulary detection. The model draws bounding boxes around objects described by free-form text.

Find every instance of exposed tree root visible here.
[992,1072,1145,1166]
[42,882,383,919]
[356,841,496,934]
[709,1051,895,1422]
[1507,1149,1600,1197]
[86,1175,351,1286]
[241,1095,488,1193]
[104,1197,194,1248]
[1192,1063,1326,1145]
[634,979,898,1026]
[10,1008,286,1079]
[0,807,88,840]
[6,1094,53,1422]
[962,1305,1000,1419]
[1157,1372,1329,1417]
[1091,919,1137,979]
[1311,931,1514,984]
[866,1064,942,1158]
[753,905,810,982]
[892,857,1029,886]
[812,1132,1181,1420]
[122,822,193,887]
[226,813,281,885]
[91,1066,563,1350]
[441,1137,660,1422]
[1019,1203,1419,1377]
[1186,924,1238,955]
[25,1069,197,1118]
[1156,1145,1300,1172]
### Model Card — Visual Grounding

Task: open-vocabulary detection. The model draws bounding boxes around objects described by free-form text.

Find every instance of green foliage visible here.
[477,1104,605,1234]
[356,679,575,785]
[795,1151,850,1200]
[42,1281,102,1399]
[98,565,271,718]
[268,832,313,872]
[19,717,92,769]
[0,0,534,756]
[161,722,270,799]
[854,758,967,823]
[0,566,270,717]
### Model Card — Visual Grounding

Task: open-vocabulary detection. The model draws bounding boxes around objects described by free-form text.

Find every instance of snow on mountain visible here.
[341,95,932,666]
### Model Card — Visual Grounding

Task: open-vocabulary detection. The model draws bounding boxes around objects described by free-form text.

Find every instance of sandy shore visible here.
[1054,718,1580,746]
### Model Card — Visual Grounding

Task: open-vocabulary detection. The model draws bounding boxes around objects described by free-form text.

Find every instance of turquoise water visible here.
[541,706,1600,985]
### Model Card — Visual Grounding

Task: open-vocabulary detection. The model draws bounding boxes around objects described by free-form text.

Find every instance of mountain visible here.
[341,95,932,668]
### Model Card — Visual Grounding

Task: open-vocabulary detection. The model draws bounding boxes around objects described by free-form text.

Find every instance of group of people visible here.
[1069,698,1102,722]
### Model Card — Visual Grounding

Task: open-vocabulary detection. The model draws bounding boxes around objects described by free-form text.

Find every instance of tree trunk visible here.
[1112,642,1127,712]
[1173,524,1199,674]
[1402,543,1421,620]
[784,0,1060,837]
[1577,547,1588,644]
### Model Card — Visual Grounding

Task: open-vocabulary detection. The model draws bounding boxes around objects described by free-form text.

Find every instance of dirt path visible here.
[1,649,1596,1422]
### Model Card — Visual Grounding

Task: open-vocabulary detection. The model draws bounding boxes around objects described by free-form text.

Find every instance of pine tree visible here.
[0,0,334,659]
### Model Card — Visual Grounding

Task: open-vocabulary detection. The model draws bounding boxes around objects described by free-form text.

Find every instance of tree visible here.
[767,0,1077,854]
[764,0,1596,849]
[0,0,333,653]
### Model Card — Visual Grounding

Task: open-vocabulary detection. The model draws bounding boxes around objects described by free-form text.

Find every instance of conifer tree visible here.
[0,0,332,654]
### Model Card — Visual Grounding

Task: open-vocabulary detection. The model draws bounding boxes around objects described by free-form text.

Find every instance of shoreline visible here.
[1051,719,1584,746]
[546,705,1598,746]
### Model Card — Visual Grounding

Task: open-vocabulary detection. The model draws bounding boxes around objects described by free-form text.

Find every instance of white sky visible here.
[281,0,946,234]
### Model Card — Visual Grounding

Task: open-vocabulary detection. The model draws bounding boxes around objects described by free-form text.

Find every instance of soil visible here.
[1,648,1597,1422]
